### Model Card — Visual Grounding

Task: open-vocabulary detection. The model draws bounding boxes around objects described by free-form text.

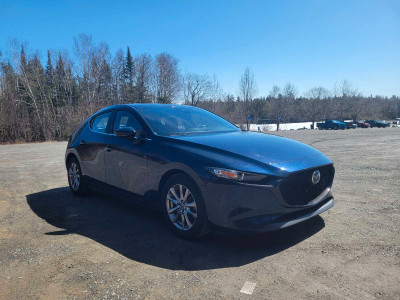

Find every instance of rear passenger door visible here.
[105,110,149,196]
[77,111,113,183]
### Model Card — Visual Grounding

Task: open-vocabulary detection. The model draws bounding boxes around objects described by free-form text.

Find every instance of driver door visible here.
[105,110,149,196]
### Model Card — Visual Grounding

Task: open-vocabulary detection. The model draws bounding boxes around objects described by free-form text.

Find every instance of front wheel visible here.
[161,174,208,239]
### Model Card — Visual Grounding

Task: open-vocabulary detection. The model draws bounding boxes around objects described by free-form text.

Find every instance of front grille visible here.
[279,164,334,206]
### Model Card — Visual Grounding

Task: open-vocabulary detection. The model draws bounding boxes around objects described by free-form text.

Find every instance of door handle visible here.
[80,140,86,146]
[105,145,113,152]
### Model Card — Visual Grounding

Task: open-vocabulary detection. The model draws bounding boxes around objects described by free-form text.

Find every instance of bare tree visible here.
[238,68,257,129]
[269,82,298,129]
[282,82,298,100]
[12,41,46,138]
[269,85,281,98]
[74,34,94,103]
[183,73,212,106]
[304,86,329,127]
[209,74,223,109]
[1,35,399,143]
[334,79,357,98]
[134,53,152,102]
[111,48,125,102]
[153,53,181,103]
[238,67,258,102]
[333,79,358,119]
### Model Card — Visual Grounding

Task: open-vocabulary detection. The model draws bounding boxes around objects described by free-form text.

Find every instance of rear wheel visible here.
[67,157,88,195]
[161,174,208,239]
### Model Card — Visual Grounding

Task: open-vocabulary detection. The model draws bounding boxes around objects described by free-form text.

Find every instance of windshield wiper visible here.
[170,133,193,136]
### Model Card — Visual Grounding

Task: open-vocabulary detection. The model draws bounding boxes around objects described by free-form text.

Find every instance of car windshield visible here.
[135,105,240,136]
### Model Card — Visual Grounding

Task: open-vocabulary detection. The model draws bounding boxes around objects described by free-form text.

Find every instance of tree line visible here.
[0,34,399,143]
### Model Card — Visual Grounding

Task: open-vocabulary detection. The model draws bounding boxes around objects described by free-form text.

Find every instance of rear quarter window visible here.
[91,112,112,133]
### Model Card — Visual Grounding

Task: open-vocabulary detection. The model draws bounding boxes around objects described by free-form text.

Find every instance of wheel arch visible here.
[158,169,196,195]
[65,153,77,168]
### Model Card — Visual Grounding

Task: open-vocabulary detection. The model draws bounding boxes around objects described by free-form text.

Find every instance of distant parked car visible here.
[339,120,356,129]
[355,121,370,128]
[317,120,346,130]
[365,120,388,128]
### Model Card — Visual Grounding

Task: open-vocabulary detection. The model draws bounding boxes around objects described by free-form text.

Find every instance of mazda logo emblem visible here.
[312,170,321,185]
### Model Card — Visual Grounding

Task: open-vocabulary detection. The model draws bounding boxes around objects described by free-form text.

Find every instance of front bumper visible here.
[201,180,334,232]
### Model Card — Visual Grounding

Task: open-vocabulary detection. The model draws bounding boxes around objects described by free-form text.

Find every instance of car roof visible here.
[93,103,197,120]
[101,103,191,111]
[130,103,180,107]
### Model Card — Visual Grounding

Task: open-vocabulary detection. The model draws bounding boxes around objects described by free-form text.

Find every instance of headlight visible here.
[205,167,277,184]
[208,168,245,180]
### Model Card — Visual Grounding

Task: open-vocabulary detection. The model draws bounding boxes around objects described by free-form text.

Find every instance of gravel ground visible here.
[0,128,399,299]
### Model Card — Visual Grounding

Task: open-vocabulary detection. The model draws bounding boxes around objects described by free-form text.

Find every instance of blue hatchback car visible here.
[65,104,335,238]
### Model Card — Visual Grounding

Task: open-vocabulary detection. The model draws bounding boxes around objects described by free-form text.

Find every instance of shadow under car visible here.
[26,187,325,271]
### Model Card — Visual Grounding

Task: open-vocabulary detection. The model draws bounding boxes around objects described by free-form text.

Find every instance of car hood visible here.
[169,131,332,172]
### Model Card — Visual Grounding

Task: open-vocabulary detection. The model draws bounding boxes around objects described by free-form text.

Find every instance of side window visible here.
[91,112,112,133]
[113,111,143,137]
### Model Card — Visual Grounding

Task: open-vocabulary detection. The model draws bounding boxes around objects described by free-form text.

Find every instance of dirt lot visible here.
[0,128,399,299]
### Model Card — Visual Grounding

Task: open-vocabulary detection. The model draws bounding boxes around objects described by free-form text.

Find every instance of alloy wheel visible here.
[68,162,80,191]
[166,184,197,231]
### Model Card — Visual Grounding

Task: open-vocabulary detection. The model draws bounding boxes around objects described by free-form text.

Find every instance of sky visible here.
[0,0,399,97]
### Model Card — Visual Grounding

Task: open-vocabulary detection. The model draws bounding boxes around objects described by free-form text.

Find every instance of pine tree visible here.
[55,52,66,106]
[20,46,27,71]
[45,50,55,100]
[17,46,29,103]
[45,50,54,86]
[124,46,134,87]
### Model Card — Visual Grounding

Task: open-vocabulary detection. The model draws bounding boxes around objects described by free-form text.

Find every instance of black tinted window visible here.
[91,112,112,133]
[113,111,143,137]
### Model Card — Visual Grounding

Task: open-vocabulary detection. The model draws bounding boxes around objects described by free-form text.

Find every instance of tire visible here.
[161,174,209,239]
[67,157,88,195]
[334,125,338,130]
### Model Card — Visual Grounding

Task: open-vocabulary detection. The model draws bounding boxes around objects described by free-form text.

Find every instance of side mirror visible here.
[115,127,136,139]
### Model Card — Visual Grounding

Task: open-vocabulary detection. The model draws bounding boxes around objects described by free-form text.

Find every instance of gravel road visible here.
[0,128,399,299]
